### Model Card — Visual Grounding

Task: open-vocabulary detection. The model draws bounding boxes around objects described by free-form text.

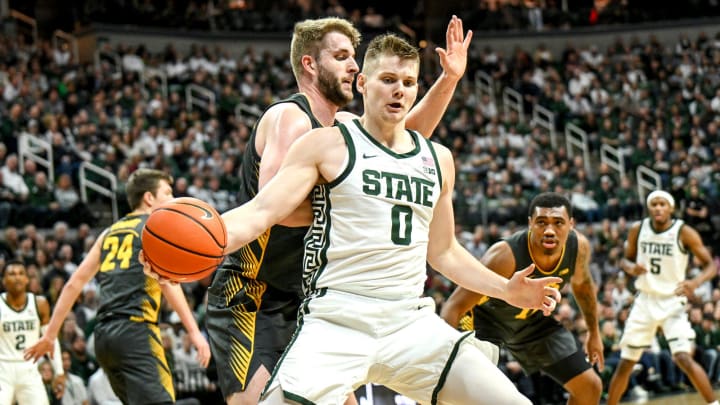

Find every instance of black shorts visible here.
[94,319,174,404]
[506,328,591,385]
[206,284,300,398]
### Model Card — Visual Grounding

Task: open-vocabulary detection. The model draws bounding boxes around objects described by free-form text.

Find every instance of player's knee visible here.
[672,351,695,369]
[567,370,602,400]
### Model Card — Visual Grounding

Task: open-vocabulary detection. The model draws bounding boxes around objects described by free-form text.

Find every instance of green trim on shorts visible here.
[284,390,316,405]
[431,331,474,405]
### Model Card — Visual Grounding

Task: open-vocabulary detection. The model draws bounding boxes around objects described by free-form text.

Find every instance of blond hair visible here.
[361,34,419,75]
[290,17,361,82]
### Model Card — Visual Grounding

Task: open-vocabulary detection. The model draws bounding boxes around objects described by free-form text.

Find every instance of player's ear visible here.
[356,73,366,93]
[143,190,155,207]
[301,55,315,74]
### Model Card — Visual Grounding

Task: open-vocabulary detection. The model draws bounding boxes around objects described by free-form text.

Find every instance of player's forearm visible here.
[406,72,460,138]
[161,284,201,336]
[222,202,273,253]
[44,281,84,340]
[620,258,637,276]
[439,292,474,327]
[430,244,509,302]
[694,261,718,287]
[574,285,600,334]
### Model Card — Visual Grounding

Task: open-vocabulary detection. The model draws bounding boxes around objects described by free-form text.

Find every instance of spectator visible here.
[61,349,89,405]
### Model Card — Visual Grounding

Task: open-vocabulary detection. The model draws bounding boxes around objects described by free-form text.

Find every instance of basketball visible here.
[142,197,227,282]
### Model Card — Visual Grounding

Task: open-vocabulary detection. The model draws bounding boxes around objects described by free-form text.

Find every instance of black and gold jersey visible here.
[471,229,578,345]
[96,214,161,323]
[208,94,326,310]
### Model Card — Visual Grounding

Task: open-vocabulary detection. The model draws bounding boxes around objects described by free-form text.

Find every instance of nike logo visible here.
[363,153,377,159]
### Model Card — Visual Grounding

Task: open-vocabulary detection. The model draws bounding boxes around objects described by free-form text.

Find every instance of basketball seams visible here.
[172,201,228,245]
[143,225,224,259]
[144,254,219,279]
[142,197,227,283]
[156,205,227,249]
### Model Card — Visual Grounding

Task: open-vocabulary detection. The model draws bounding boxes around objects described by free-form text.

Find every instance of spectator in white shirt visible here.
[1,154,29,200]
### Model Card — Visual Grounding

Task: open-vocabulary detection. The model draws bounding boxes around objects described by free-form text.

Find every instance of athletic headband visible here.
[646,190,675,208]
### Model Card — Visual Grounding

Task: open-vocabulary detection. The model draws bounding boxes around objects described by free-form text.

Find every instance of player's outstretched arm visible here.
[223,127,337,253]
[570,232,604,371]
[24,231,106,362]
[441,241,515,326]
[406,15,472,138]
[160,283,211,367]
[426,144,560,313]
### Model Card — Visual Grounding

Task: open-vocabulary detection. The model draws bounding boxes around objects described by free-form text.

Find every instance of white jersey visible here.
[0,292,41,362]
[634,218,688,296]
[303,119,443,300]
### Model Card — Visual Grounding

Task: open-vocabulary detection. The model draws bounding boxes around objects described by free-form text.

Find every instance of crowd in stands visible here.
[2,4,720,403]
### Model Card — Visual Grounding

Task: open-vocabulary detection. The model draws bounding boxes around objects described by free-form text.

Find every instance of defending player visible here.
[441,192,604,404]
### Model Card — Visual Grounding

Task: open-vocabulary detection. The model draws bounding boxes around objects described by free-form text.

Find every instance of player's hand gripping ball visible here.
[142,197,227,282]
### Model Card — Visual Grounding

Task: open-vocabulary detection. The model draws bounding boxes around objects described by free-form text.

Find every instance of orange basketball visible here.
[142,197,227,282]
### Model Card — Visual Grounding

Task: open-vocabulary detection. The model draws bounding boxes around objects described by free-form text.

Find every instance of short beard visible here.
[318,65,352,107]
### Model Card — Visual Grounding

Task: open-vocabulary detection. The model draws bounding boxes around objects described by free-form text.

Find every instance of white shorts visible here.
[0,360,50,405]
[619,292,695,361]
[265,290,501,405]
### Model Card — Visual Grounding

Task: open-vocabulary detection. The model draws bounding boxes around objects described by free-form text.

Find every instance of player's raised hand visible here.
[505,264,562,316]
[435,15,473,81]
[23,335,54,362]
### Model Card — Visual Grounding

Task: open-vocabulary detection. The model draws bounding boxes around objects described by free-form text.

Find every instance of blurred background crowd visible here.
[2,0,720,403]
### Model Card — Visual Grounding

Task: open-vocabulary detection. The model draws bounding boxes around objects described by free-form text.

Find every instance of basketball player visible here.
[202,16,473,405]
[210,33,562,405]
[1,259,64,405]
[440,192,604,404]
[606,190,718,405]
[25,169,211,404]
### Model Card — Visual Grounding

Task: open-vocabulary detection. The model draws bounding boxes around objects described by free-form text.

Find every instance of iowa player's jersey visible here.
[470,230,578,345]
[634,218,688,296]
[0,293,41,362]
[208,94,326,308]
[304,119,443,300]
[96,214,162,323]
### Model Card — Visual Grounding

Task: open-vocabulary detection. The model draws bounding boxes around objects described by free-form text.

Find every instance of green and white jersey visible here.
[303,119,443,300]
[0,293,40,362]
[634,218,688,296]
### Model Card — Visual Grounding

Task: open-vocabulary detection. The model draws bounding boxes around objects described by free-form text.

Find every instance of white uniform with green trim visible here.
[302,118,440,300]
[264,120,526,405]
[0,292,49,405]
[620,218,695,360]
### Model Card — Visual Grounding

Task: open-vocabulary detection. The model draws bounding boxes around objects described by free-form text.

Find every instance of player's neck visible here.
[650,217,672,232]
[300,87,340,127]
[5,292,28,310]
[358,115,408,150]
[129,206,153,217]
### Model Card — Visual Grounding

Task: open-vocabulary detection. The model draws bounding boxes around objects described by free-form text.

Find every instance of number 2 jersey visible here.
[0,292,40,362]
[96,213,162,323]
[469,229,578,346]
[633,218,688,296]
[303,119,443,300]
